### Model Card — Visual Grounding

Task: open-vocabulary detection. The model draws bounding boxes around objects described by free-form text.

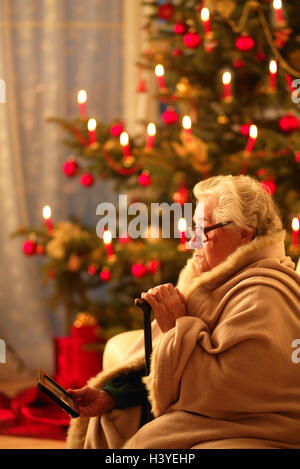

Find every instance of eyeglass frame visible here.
[185,221,232,243]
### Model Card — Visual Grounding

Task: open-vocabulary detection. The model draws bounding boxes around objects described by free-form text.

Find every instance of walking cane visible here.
[134,297,153,422]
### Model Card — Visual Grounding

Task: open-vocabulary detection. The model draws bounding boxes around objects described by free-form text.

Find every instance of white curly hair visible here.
[193,174,283,237]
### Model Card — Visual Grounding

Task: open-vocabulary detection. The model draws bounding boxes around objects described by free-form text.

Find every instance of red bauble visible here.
[240,123,252,136]
[172,48,183,57]
[162,108,178,125]
[235,35,255,52]
[183,32,202,49]
[295,151,300,163]
[261,180,277,195]
[110,123,124,137]
[172,186,189,205]
[63,159,78,177]
[88,264,97,276]
[99,268,112,282]
[173,23,186,35]
[80,173,94,187]
[22,240,36,256]
[233,58,245,69]
[138,170,151,186]
[158,2,175,21]
[279,114,299,133]
[131,263,147,278]
[118,233,131,244]
[147,259,161,274]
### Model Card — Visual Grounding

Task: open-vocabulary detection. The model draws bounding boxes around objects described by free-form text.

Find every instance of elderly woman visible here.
[67,175,300,449]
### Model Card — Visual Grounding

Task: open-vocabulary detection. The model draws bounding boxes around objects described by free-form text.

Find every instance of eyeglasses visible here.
[185,221,232,248]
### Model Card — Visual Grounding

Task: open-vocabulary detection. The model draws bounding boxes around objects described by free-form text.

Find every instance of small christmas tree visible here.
[14,0,300,336]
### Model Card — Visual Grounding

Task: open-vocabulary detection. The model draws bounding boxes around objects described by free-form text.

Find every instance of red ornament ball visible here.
[99,268,112,282]
[172,187,189,205]
[279,114,299,133]
[88,264,97,276]
[162,108,178,125]
[183,32,202,49]
[80,173,94,187]
[172,48,183,57]
[173,23,186,35]
[22,240,36,256]
[233,58,245,69]
[138,170,151,186]
[158,2,175,21]
[147,260,161,274]
[131,263,147,278]
[235,35,255,52]
[295,151,300,163]
[63,159,78,177]
[110,123,124,137]
[240,123,252,136]
[261,180,277,195]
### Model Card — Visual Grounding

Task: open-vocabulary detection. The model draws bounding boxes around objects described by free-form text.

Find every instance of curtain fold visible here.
[0,0,122,373]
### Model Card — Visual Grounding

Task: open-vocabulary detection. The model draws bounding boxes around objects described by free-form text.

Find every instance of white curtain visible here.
[0,0,122,374]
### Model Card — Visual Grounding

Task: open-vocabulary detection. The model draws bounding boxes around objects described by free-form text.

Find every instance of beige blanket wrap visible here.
[67,230,300,449]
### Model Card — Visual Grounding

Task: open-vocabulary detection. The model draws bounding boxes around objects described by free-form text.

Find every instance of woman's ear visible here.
[241,228,255,243]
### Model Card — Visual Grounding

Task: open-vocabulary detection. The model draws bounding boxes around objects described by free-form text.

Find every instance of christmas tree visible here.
[14,0,300,336]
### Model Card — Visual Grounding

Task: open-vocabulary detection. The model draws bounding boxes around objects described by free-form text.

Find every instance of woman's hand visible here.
[141,283,186,333]
[67,386,115,418]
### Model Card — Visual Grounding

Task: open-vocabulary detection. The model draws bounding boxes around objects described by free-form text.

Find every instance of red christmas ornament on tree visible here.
[99,268,112,282]
[183,32,202,48]
[138,170,151,186]
[162,107,178,125]
[131,263,147,278]
[158,2,175,21]
[22,240,36,256]
[240,123,252,136]
[110,123,124,137]
[279,114,299,133]
[295,151,300,163]
[88,264,97,276]
[147,259,161,274]
[172,48,183,57]
[173,22,186,35]
[233,58,245,69]
[261,179,277,195]
[235,34,255,52]
[172,186,189,205]
[63,159,78,177]
[80,173,94,187]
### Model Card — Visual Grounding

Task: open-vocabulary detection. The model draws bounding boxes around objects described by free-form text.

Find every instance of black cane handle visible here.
[134,298,152,315]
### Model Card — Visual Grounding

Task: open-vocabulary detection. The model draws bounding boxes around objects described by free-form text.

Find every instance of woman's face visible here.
[193,196,253,273]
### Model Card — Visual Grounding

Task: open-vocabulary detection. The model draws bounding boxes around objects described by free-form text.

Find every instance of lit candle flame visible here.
[42,205,51,220]
[77,89,87,104]
[182,115,192,131]
[249,124,258,139]
[222,71,232,85]
[200,7,210,22]
[292,217,300,232]
[103,230,112,244]
[178,218,187,232]
[155,64,165,77]
[147,122,156,136]
[120,131,129,146]
[273,0,282,10]
[269,60,277,74]
[87,118,97,131]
